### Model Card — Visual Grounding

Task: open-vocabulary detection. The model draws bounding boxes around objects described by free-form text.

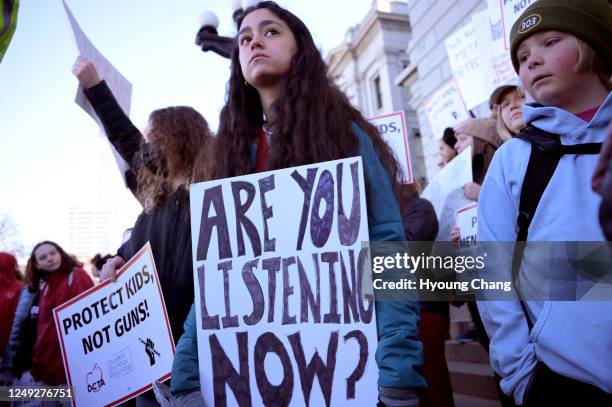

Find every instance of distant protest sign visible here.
[424,80,470,140]
[473,8,515,93]
[445,21,490,110]
[369,111,413,183]
[190,157,378,406]
[456,203,478,247]
[62,0,133,185]
[422,148,473,240]
[499,0,540,50]
[54,243,174,407]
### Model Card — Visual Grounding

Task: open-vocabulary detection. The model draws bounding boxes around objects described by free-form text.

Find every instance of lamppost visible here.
[195,0,260,59]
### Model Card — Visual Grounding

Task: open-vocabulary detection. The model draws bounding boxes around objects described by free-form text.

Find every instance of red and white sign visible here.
[368,111,413,183]
[456,203,478,242]
[53,243,175,407]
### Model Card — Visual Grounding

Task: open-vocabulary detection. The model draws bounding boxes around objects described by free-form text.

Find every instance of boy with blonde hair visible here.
[477,0,612,405]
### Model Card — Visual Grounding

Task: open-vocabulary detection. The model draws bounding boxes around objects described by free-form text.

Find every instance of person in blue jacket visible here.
[477,0,612,405]
[167,2,425,406]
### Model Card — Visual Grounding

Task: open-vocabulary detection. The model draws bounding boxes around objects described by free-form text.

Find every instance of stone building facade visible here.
[328,0,495,183]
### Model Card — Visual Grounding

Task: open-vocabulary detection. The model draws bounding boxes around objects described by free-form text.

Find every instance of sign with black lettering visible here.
[424,80,470,140]
[499,0,540,49]
[190,157,377,406]
[456,203,478,247]
[445,21,490,109]
[368,111,413,183]
[53,243,174,407]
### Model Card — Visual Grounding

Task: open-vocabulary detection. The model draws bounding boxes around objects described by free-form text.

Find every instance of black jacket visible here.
[85,81,194,343]
[400,190,438,241]
[84,81,141,195]
[400,190,448,314]
[117,189,194,344]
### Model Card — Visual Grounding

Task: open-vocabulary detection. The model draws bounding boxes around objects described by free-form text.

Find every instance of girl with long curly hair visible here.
[6,242,93,389]
[99,105,213,344]
[73,58,214,404]
[136,106,212,212]
[167,2,425,406]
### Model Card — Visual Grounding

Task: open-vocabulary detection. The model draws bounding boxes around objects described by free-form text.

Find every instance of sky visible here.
[0,0,375,255]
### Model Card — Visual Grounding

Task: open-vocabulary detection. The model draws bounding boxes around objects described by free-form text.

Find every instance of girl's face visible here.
[34,243,62,272]
[454,132,473,155]
[238,8,298,89]
[517,31,581,110]
[438,139,456,164]
[499,89,525,134]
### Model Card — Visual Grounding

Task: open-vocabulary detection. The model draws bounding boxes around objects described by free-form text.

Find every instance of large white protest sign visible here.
[53,243,174,407]
[445,21,490,110]
[369,111,413,183]
[424,80,470,140]
[422,148,473,240]
[62,0,133,185]
[456,203,478,247]
[473,8,516,93]
[499,0,540,50]
[190,157,378,406]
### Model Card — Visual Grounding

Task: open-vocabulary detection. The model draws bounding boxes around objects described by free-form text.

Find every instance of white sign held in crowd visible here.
[473,8,516,92]
[499,0,540,50]
[53,243,175,407]
[368,111,413,183]
[422,148,474,240]
[445,21,490,110]
[190,157,378,406]
[424,80,470,139]
[456,203,478,246]
[62,0,133,185]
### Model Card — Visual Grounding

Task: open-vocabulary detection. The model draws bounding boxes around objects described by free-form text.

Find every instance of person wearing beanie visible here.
[478,0,612,404]
[453,118,502,189]
[489,82,526,141]
[438,127,457,168]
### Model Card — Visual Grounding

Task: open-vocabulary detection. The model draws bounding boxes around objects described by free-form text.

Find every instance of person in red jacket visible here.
[24,241,93,386]
[0,252,22,357]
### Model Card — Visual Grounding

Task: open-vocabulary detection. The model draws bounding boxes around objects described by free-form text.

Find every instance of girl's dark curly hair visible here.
[137,106,213,212]
[209,1,402,194]
[25,241,82,293]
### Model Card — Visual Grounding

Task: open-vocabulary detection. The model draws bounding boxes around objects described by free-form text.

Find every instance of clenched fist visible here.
[72,55,101,89]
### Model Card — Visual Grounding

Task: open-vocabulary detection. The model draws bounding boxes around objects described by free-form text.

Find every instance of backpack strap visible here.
[512,127,602,330]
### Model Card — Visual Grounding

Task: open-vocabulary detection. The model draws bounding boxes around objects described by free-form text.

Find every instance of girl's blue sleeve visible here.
[170,303,201,396]
[353,123,426,391]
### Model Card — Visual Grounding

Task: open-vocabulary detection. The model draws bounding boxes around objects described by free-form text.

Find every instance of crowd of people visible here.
[1,0,611,406]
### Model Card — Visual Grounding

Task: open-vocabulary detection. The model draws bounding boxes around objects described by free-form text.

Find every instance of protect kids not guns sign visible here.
[368,111,413,183]
[53,243,174,407]
[190,157,378,406]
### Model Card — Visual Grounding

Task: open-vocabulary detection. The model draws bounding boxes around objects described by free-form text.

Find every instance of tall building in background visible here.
[67,206,117,258]
[65,134,141,258]
[326,0,427,184]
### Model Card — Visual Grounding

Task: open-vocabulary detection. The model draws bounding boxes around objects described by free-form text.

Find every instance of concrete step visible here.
[445,339,490,364]
[454,393,502,407]
[448,360,499,400]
